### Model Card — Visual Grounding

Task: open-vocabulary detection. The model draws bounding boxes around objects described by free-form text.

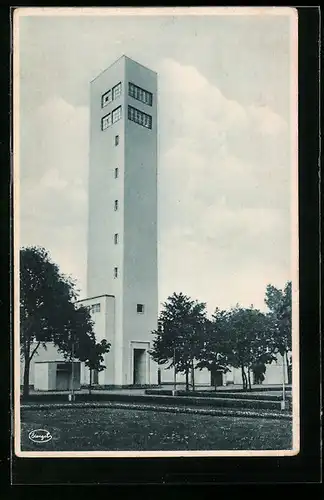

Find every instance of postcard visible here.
[13,6,299,459]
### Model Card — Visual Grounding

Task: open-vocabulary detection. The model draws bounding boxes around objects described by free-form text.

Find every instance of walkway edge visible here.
[20,401,292,420]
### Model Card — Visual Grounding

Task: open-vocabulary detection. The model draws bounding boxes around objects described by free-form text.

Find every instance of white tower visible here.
[87,55,158,386]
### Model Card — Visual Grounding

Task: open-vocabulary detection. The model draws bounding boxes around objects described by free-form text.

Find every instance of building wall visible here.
[77,295,115,385]
[122,57,158,385]
[48,362,57,390]
[159,353,289,387]
[87,57,126,386]
[22,342,67,386]
[34,362,49,390]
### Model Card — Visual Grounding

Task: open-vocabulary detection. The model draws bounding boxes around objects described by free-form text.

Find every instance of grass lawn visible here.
[20,407,292,452]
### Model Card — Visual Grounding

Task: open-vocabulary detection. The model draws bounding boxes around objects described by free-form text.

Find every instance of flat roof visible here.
[90,54,157,83]
[76,294,115,303]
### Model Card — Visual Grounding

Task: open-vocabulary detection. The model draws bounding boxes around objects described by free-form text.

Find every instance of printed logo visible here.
[28,429,52,443]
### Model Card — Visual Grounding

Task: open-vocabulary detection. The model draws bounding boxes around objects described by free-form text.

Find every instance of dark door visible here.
[211,369,223,387]
[133,349,146,385]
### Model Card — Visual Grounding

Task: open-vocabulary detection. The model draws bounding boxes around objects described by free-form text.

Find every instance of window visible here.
[114,167,119,178]
[112,82,122,100]
[90,303,101,314]
[128,105,152,129]
[114,267,118,278]
[102,90,112,108]
[115,135,119,146]
[114,233,119,244]
[102,82,122,108]
[114,200,118,211]
[128,82,153,107]
[137,304,144,314]
[112,106,122,124]
[102,107,122,132]
[101,113,112,130]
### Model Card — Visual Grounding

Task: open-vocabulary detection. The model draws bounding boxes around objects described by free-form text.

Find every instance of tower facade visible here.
[87,56,158,386]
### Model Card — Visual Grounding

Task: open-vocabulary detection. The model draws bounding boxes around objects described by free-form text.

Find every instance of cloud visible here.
[157,58,291,310]
[19,97,89,293]
[19,57,292,312]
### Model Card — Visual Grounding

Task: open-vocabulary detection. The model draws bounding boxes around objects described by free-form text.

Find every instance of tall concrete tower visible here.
[86,55,158,386]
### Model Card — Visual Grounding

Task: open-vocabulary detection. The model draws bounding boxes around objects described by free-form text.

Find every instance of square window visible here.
[137,304,144,314]
[128,82,153,107]
[128,105,152,130]
[115,167,119,178]
[114,233,119,244]
[115,135,119,146]
[114,267,118,278]
[114,200,118,211]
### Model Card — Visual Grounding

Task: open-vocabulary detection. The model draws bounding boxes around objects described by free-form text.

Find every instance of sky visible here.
[16,8,297,315]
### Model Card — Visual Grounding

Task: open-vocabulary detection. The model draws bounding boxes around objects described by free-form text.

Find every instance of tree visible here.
[55,304,111,394]
[149,292,207,391]
[85,339,111,394]
[265,281,292,382]
[225,306,275,390]
[20,246,109,396]
[196,310,231,391]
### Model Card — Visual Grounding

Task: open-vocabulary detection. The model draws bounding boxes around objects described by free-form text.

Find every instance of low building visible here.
[21,294,291,391]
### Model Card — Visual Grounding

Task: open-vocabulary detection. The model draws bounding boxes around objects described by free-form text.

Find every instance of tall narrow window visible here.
[101,113,112,130]
[114,267,118,278]
[102,90,112,108]
[115,135,119,146]
[112,82,122,100]
[112,106,122,124]
[137,304,144,314]
[114,167,119,179]
[114,233,119,244]
[114,200,118,211]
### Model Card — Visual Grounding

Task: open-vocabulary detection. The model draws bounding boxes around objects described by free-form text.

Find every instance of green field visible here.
[20,407,292,452]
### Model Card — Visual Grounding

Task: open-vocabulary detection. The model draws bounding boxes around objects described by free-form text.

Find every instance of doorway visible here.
[133,348,146,385]
[211,369,223,388]
[56,363,72,390]
[56,362,80,390]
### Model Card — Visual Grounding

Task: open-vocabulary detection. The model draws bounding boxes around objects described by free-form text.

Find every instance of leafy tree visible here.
[149,292,207,391]
[85,339,111,394]
[56,304,111,394]
[196,310,231,391]
[225,306,275,390]
[20,246,110,396]
[265,281,292,381]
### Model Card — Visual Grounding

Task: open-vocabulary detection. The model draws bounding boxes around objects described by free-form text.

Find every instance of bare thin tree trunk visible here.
[89,368,92,394]
[285,350,290,383]
[214,369,217,392]
[22,341,40,398]
[23,357,30,397]
[185,367,189,391]
[247,368,252,391]
[191,359,195,392]
[241,365,247,391]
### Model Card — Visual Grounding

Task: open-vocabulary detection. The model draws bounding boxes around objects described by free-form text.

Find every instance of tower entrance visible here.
[133,348,146,385]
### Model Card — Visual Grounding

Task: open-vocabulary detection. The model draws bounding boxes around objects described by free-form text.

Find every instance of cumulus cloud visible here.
[157,58,291,311]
